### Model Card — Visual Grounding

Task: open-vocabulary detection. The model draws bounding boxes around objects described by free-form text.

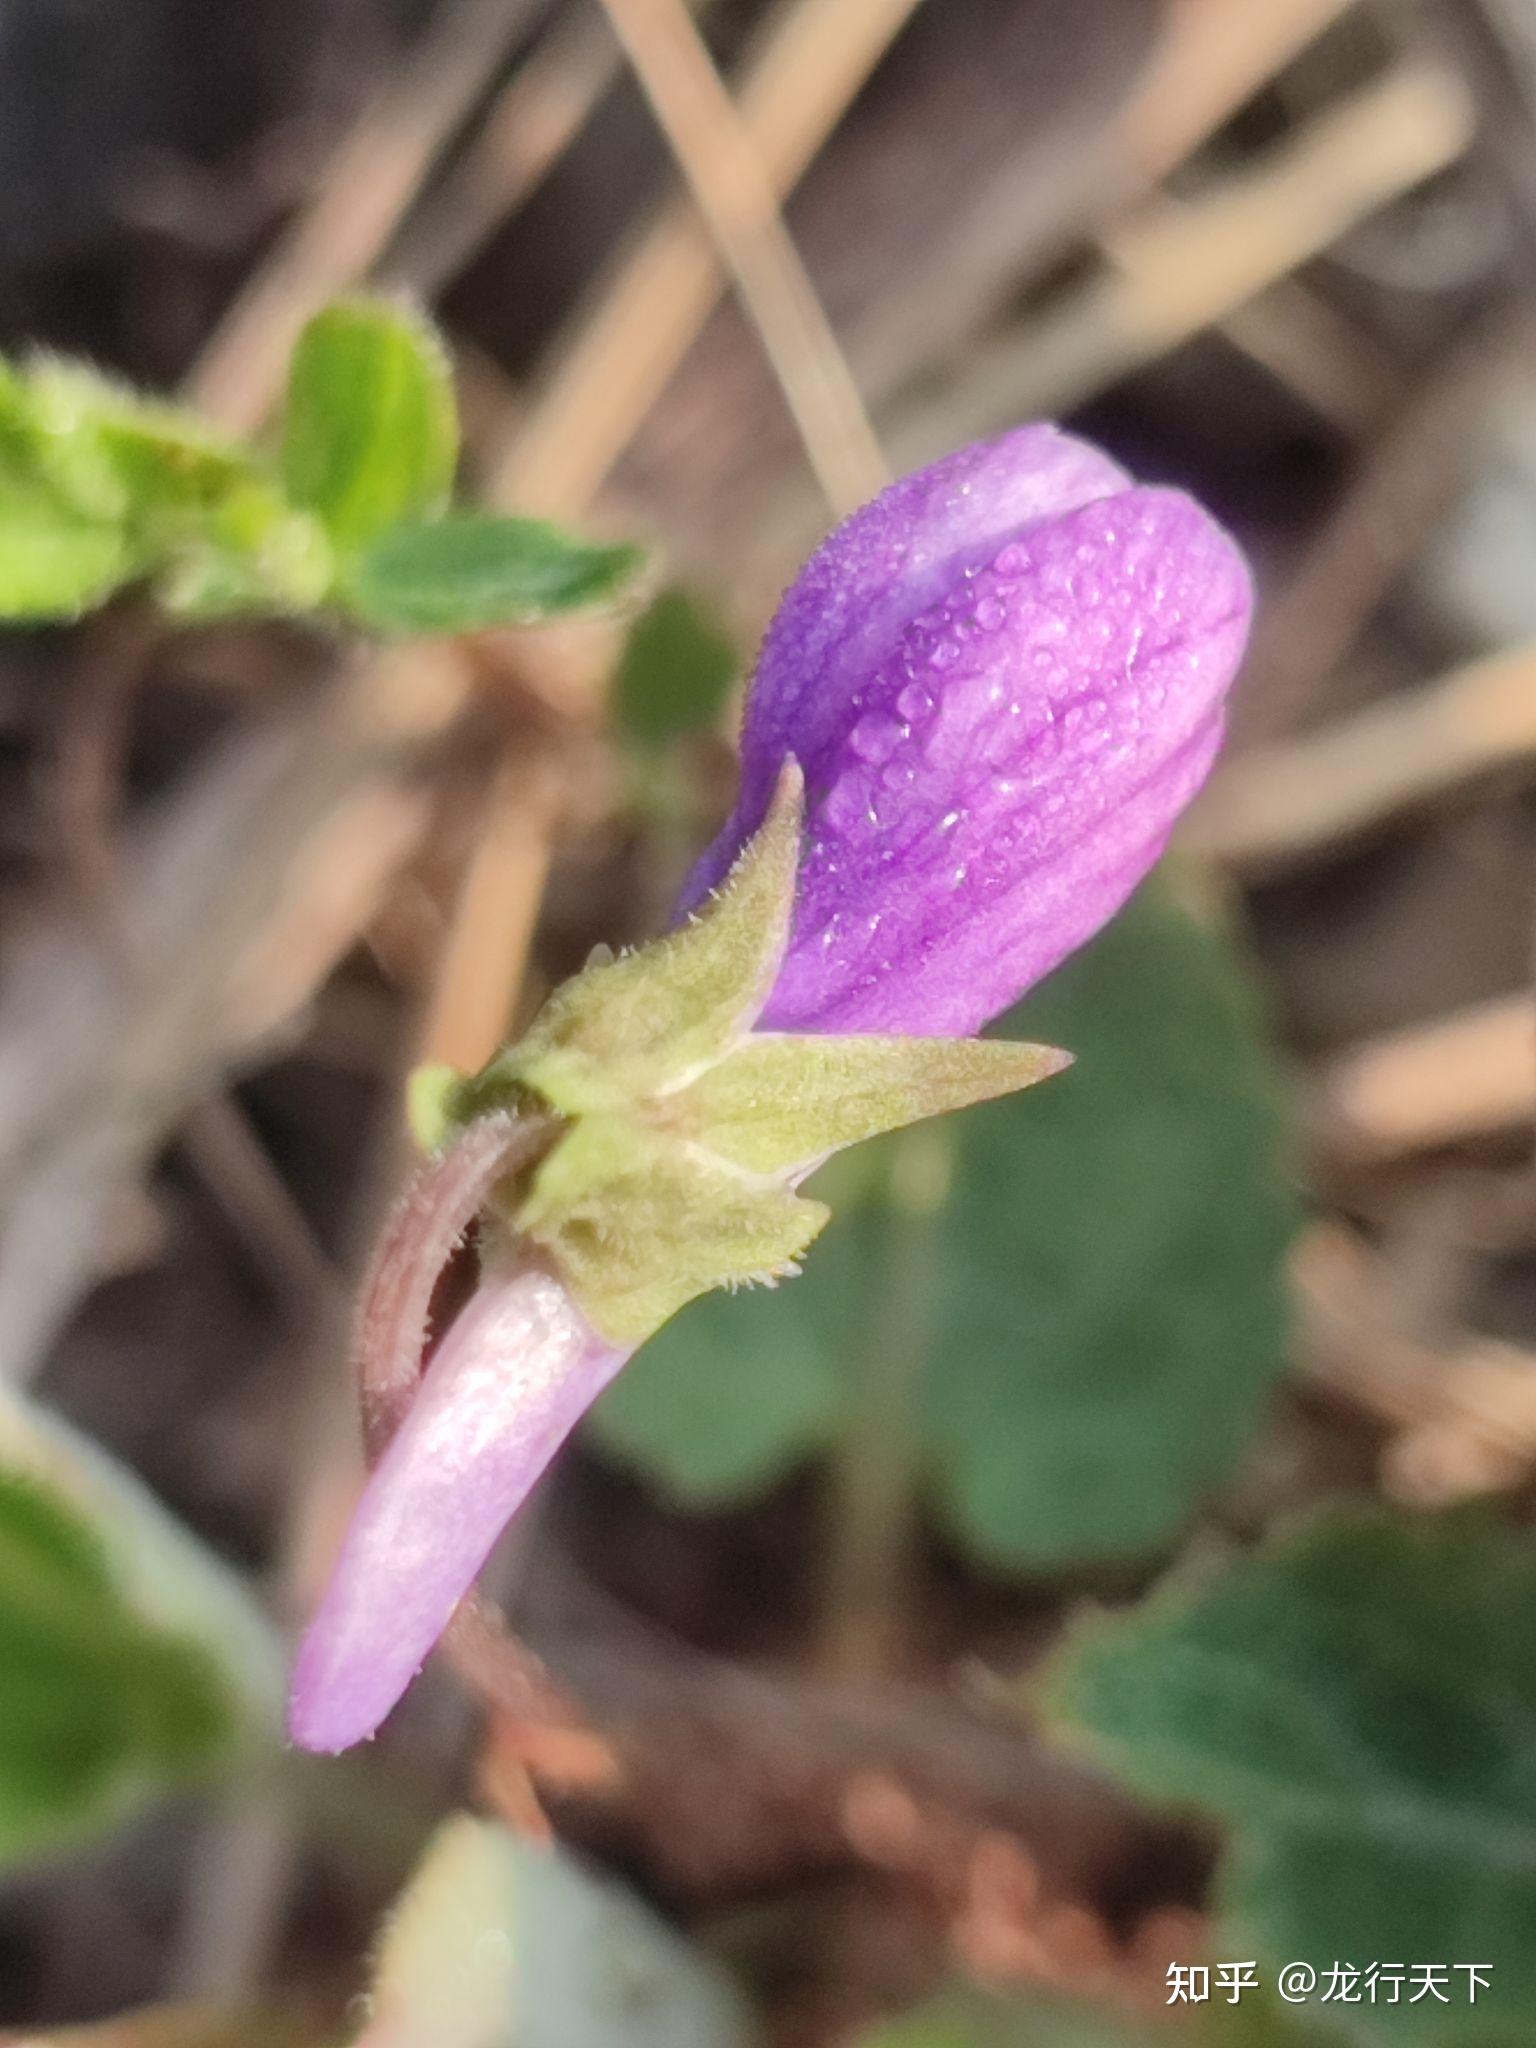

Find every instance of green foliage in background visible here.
[592,885,1296,1570]
[0,1468,238,1863]
[856,1988,1331,2048]
[857,1990,1171,2048]
[0,298,642,633]
[358,1814,750,2048]
[0,1384,280,1871]
[614,584,739,751]
[280,299,457,548]
[1047,1510,1536,2044]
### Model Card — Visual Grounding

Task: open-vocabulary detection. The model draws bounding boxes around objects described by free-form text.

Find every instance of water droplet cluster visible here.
[775,491,1235,1013]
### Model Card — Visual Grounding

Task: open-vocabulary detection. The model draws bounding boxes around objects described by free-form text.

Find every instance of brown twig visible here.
[1232,307,1536,747]
[1112,0,1361,191]
[381,4,627,301]
[491,0,921,516]
[1312,993,1536,1162]
[1219,276,1400,434]
[1193,640,1536,868]
[413,748,565,1073]
[596,0,886,513]
[886,57,1474,467]
[1296,1221,1536,1505]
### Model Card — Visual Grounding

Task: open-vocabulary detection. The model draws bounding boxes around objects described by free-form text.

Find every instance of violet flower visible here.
[290,424,1251,1753]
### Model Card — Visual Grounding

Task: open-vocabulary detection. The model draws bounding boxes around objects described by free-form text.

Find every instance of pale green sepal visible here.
[464,763,805,1120]
[667,1033,1072,1175]
[515,1115,829,1345]
[407,1063,465,1154]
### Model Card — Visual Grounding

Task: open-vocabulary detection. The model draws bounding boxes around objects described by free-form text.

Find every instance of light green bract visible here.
[414,765,1069,1343]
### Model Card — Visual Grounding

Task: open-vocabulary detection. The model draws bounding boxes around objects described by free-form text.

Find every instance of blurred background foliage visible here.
[2,0,1536,2045]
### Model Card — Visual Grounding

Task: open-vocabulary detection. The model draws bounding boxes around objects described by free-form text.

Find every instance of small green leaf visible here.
[4,357,332,620]
[22,359,267,530]
[362,1814,752,2048]
[281,299,458,549]
[152,504,335,619]
[0,477,133,618]
[1047,1511,1536,2044]
[339,512,644,634]
[407,1062,464,1153]
[614,586,739,750]
[672,1031,1068,1175]
[463,764,804,1118]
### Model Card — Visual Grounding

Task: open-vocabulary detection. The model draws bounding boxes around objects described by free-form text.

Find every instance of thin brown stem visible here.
[596,0,886,514]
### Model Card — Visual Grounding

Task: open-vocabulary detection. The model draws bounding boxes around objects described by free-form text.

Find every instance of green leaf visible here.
[0,1468,231,1862]
[1,357,333,620]
[339,511,644,634]
[589,1267,847,1503]
[857,1990,1170,2048]
[281,299,458,549]
[614,586,739,750]
[0,1385,281,1868]
[592,887,1295,1565]
[22,359,268,530]
[856,1989,1334,2048]
[360,1814,751,2048]
[1047,1511,1536,2044]
[0,476,133,617]
[925,886,1295,1568]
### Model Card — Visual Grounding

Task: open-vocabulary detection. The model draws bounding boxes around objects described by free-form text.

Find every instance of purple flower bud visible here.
[289,425,1251,1753]
[684,424,1250,1035]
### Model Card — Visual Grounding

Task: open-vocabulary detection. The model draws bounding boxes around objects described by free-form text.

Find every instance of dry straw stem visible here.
[492,0,921,517]
[189,0,539,434]
[888,57,1474,461]
[1219,276,1398,433]
[1313,992,1536,1162]
[382,5,633,300]
[1113,0,1362,190]
[596,0,887,513]
[0,648,460,1384]
[412,750,564,1075]
[431,0,910,1076]
[1193,641,1536,867]
[1296,1220,1536,1506]
[1233,308,1536,746]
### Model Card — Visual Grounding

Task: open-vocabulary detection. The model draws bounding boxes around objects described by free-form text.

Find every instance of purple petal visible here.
[685,444,1250,1035]
[724,423,1130,818]
[289,1266,626,1753]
